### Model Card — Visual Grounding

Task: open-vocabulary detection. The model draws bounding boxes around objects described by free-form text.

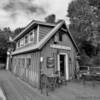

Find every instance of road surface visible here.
[0,70,100,100]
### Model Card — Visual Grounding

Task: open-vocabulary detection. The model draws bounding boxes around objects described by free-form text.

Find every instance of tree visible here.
[67,0,100,65]
[0,26,24,63]
[13,27,25,38]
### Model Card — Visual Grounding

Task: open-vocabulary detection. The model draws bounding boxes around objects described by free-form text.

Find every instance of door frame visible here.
[58,53,69,80]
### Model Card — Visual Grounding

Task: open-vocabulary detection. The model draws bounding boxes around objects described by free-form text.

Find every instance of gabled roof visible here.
[12,20,79,55]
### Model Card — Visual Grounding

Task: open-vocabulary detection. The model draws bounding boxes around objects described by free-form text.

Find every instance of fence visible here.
[80,66,100,73]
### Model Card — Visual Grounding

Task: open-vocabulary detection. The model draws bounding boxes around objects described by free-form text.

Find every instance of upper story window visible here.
[25,35,28,44]
[17,40,20,48]
[29,30,35,42]
[16,30,35,49]
[20,38,24,47]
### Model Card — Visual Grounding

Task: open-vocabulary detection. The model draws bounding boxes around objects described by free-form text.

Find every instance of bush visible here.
[0,63,6,70]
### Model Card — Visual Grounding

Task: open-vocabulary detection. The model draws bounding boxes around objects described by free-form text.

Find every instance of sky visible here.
[0,0,73,30]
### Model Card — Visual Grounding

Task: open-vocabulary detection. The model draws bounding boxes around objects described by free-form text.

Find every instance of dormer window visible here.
[30,30,35,42]
[17,40,20,48]
[25,35,28,44]
[20,38,24,47]
[16,30,35,49]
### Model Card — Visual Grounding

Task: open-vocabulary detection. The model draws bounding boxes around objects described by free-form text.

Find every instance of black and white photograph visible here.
[0,0,100,100]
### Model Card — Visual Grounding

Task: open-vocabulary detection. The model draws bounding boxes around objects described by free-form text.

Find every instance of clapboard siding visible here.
[12,52,40,88]
[41,39,57,76]
[41,30,77,79]
[10,20,78,89]
[39,25,53,41]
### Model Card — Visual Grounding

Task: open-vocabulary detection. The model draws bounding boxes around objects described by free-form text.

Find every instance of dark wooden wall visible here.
[12,51,40,88]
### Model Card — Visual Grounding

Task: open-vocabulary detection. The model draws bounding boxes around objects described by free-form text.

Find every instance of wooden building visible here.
[7,20,79,88]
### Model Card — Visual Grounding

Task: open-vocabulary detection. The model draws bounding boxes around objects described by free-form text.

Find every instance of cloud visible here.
[0,0,73,30]
[2,0,46,19]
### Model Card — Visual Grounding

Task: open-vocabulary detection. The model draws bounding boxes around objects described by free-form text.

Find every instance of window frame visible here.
[16,30,35,48]
[17,40,20,48]
[29,30,35,43]
[20,38,25,47]
[25,35,28,44]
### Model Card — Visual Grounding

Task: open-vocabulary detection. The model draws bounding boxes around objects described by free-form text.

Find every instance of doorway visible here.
[58,53,69,80]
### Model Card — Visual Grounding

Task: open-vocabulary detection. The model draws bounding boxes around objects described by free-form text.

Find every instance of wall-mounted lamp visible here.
[40,57,43,62]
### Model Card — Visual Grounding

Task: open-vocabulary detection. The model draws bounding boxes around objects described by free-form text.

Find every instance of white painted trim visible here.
[50,44,71,50]
[57,54,60,76]
[58,53,69,80]
[37,25,39,43]
[6,56,9,70]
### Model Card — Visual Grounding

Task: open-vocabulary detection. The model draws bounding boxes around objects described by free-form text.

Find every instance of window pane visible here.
[17,40,20,48]
[20,38,24,47]
[25,35,28,44]
[30,31,34,42]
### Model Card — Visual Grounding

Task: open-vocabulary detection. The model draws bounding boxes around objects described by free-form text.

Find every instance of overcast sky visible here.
[0,0,73,30]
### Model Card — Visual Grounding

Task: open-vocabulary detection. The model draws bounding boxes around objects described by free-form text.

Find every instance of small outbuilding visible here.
[7,20,79,88]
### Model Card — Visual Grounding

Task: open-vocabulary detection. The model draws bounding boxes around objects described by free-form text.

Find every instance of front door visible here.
[58,53,69,80]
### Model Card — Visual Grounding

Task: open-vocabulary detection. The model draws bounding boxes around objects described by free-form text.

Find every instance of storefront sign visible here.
[50,44,71,50]
[47,57,55,68]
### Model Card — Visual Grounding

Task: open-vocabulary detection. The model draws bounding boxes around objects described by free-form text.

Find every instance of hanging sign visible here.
[50,44,71,50]
[47,57,55,68]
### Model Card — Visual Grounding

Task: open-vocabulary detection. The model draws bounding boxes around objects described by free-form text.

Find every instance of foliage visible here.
[67,0,100,65]
[13,27,25,38]
[0,27,24,63]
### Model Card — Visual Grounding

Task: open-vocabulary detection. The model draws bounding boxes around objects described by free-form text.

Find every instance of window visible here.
[25,35,28,44]
[59,32,63,41]
[20,38,24,47]
[30,31,35,42]
[17,40,20,48]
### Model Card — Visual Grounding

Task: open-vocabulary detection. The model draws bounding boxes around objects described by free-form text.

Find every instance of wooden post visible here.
[6,51,10,70]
